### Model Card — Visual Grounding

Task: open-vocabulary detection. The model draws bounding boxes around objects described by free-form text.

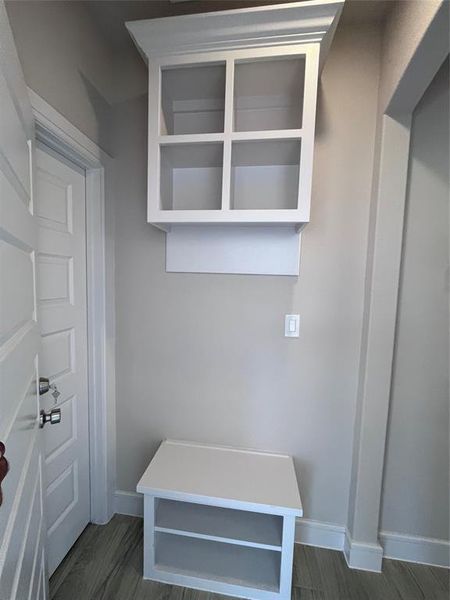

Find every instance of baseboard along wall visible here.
[295,517,346,551]
[113,490,450,570]
[114,490,143,517]
[379,530,450,569]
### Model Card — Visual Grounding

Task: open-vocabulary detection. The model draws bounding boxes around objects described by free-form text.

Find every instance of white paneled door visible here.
[0,2,47,599]
[36,147,90,576]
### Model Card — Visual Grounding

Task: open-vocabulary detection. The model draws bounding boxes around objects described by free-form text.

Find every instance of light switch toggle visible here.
[285,314,300,337]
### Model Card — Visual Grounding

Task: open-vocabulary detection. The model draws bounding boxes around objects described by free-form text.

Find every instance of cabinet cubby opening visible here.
[161,63,226,135]
[233,57,306,132]
[155,498,283,549]
[154,532,281,592]
[230,139,301,210]
[160,143,223,210]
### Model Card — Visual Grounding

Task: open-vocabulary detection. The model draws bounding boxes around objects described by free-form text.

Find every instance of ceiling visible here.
[84,0,391,52]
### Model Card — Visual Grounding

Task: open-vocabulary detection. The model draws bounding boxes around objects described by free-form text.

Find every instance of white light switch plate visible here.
[285,314,300,337]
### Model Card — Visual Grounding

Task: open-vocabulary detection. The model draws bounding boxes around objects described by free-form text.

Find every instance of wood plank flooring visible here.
[50,515,449,600]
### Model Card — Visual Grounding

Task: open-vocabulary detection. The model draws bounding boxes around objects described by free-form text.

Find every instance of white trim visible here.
[387,1,450,116]
[295,518,345,551]
[114,490,143,518]
[28,89,106,165]
[29,89,116,525]
[346,1,450,569]
[346,113,412,552]
[126,0,343,60]
[380,531,450,569]
[344,530,383,573]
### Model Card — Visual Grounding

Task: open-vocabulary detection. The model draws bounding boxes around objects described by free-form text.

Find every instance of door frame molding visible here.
[29,88,116,525]
[345,1,449,571]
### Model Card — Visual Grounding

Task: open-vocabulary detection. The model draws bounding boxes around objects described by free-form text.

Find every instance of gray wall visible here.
[12,0,448,540]
[7,0,448,542]
[381,60,450,540]
[113,23,381,526]
[6,0,115,155]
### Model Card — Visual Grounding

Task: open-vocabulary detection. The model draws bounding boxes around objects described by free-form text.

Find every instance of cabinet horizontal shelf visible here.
[148,211,308,231]
[150,210,307,223]
[158,133,225,144]
[157,130,303,146]
[155,499,283,551]
[154,532,281,592]
[231,129,303,141]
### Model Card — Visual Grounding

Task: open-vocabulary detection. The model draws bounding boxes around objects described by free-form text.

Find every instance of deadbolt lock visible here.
[39,377,61,401]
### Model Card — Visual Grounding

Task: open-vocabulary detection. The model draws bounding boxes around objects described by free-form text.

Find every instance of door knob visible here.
[39,408,61,429]
[39,377,61,401]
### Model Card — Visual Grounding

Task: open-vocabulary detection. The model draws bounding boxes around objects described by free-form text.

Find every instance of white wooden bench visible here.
[137,440,303,600]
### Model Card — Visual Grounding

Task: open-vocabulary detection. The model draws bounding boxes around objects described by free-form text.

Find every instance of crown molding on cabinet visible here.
[126,0,344,63]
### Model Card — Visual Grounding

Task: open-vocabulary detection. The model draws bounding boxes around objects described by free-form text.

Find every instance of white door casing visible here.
[36,146,90,576]
[0,2,47,599]
[29,88,115,527]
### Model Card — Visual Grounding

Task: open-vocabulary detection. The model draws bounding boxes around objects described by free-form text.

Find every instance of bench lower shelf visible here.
[155,532,281,592]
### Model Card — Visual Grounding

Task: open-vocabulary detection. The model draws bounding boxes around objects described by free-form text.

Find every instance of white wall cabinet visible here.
[127,0,343,275]
[149,49,316,226]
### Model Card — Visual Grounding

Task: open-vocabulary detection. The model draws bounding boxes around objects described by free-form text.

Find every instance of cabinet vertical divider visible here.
[148,61,161,222]
[221,58,234,212]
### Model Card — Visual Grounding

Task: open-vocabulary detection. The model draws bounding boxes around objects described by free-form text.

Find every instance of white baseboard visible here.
[295,518,345,551]
[380,530,450,569]
[113,490,345,550]
[114,490,143,517]
[113,491,449,571]
[344,529,383,572]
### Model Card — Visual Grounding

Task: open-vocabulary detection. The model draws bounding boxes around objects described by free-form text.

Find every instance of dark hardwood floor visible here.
[50,515,449,600]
